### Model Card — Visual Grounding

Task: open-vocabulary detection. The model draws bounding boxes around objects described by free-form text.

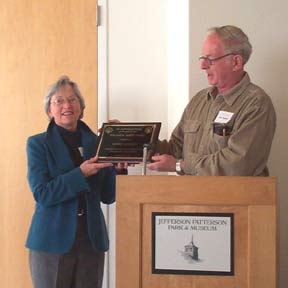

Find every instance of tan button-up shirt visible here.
[157,73,276,176]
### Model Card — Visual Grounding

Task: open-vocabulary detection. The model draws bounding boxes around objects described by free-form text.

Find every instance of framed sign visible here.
[152,212,234,275]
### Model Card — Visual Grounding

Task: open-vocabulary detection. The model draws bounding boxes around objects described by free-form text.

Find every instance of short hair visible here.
[208,25,252,65]
[44,76,85,119]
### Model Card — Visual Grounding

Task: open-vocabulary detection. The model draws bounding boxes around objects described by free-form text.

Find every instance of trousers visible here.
[29,216,105,288]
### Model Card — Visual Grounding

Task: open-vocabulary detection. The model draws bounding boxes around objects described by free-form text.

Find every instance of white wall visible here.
[105,1,171,287]
[107,0,168,135]
[101,0,288,287]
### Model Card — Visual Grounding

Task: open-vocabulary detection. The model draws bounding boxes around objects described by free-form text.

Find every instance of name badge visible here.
[214,111,234,124]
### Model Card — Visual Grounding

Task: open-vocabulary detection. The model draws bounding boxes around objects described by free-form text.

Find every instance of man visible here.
[147,25,276,176]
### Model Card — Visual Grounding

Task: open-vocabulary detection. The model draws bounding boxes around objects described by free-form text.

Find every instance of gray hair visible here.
[44,76,85,119]
[208,25,252,65]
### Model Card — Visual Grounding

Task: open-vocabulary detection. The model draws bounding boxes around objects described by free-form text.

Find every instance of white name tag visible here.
[214,111,234,124]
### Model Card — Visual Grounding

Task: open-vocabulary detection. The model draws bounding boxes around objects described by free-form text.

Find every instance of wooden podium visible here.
[116,176,277,288]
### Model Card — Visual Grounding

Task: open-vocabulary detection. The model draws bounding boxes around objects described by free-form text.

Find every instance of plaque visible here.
[96,122,161,163]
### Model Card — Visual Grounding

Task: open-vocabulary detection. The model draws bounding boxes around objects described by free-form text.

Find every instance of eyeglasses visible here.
[198,53,234,66]
[50,97,79,106]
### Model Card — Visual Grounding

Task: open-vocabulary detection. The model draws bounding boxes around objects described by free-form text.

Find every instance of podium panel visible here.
[116,176,277,288]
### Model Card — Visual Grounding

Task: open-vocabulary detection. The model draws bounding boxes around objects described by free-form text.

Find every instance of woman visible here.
[26,76,117,288]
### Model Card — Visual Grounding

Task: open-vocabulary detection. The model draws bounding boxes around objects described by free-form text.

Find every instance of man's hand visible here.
[80,156,113,177]
[147,154,177,172]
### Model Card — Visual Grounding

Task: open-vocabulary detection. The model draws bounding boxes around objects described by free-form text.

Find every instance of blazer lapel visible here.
[79,121,98,160]
[45,121,75,172]
[81,134,97,160]
[44,120,98,172]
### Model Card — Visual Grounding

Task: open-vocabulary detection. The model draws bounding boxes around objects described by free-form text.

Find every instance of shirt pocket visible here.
[210,123,234,151]
[183,120,201,151]
[212,133,229,149]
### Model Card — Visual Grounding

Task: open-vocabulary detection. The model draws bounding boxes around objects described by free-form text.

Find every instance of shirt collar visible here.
[207,73,251,106]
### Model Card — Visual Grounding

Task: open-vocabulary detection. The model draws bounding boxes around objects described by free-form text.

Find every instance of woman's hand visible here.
[80,156,113,177]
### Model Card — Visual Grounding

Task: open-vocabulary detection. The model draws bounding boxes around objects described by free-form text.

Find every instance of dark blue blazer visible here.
[26,120,116,254]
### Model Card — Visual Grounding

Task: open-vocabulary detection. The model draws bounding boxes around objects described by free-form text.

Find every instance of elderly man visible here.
[147,25,276,176]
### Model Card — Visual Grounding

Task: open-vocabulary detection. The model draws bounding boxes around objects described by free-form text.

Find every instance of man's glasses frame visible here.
[198,53,234,66]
